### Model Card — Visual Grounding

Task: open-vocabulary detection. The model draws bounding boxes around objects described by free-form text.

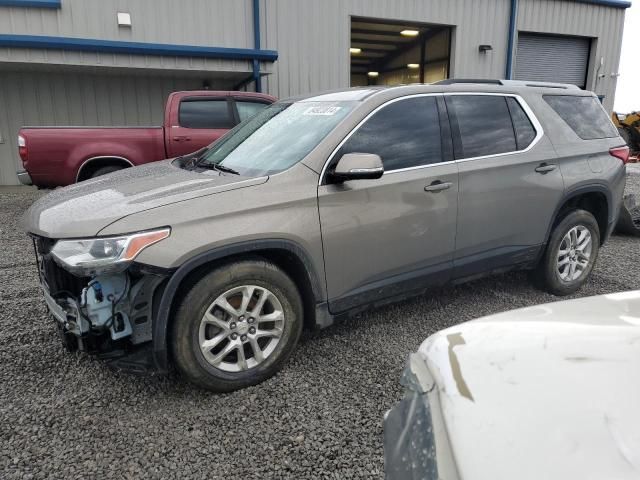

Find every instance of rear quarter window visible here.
[543,95,618,140]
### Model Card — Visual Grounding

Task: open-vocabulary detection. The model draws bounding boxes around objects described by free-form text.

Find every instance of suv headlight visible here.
[51,228,170,275]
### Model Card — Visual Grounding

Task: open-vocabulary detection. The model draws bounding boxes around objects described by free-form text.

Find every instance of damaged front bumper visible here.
[32,236,170,373]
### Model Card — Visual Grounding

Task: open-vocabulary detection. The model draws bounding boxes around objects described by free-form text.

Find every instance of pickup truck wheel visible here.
[531,209,600,296]
[89,165,123,179]
[171,259,303,392]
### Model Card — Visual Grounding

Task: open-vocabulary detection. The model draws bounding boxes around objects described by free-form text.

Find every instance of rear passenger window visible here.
[506,97,537,150]
[544,95,618,140]
[447,95,516,159]
[338,96,442,170]
[179,99,234,129]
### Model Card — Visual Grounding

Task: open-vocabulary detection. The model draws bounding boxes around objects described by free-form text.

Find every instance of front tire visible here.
[171,259,303,392]
[531,209,600,296]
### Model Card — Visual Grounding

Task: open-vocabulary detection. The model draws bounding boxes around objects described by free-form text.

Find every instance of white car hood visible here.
[419,291,640,480]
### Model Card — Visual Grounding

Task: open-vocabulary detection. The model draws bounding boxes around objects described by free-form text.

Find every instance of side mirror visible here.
[331,153,384,182]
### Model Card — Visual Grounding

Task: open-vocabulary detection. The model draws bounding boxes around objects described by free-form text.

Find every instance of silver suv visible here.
[23,80,628,391]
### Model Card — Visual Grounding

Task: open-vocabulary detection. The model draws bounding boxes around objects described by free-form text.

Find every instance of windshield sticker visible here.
[303,106,342,116]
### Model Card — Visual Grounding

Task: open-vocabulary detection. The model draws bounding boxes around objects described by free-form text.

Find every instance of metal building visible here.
[0,0,630,185]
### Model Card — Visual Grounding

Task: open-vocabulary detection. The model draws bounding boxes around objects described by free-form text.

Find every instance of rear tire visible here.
[171,259,303,392]
[531,209,600,296]
[89,165,123,179]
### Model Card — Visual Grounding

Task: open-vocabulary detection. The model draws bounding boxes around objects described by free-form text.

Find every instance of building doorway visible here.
[350,17,452,87]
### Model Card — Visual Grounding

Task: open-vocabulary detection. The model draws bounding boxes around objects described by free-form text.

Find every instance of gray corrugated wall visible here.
[261,0,512,98]
[0,0,625,100]
[0,0,625,104]
[0,0,254,45]
[261,0,625,112]
[0,71,201,185]
[517,0,625,112]
[0,0,258,74]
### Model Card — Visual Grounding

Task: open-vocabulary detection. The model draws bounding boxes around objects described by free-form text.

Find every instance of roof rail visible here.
[434,79,580,90]
[500,80,580,90]
[435,79,503,86]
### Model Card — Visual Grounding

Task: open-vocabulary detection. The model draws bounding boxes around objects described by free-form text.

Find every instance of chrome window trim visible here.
[383,159,457,175]
[348,167,384,174]
[318,92,544,185]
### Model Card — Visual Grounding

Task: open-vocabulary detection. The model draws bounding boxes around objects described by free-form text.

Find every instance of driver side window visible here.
[338,96,443,171]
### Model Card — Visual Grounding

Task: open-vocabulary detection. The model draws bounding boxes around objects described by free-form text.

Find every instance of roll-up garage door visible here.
[514,33,590,88]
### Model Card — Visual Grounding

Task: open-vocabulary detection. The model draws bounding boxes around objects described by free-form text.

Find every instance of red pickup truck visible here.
[17,90,275,188]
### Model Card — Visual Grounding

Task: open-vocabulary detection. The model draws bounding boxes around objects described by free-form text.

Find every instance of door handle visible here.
[424,181,452,192]
[173,136,192,142]
[535,163,557,174]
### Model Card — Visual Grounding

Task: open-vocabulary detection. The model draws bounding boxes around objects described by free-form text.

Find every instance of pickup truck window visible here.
[199,101,355,176]
[179,99,235,129]
[236,101,270,122]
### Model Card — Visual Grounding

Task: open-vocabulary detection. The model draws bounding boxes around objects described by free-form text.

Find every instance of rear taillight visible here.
[610,145,630,164]
[18,134,27,163]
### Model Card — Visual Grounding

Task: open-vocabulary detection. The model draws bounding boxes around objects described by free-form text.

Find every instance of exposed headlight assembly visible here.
[51,228,170,275]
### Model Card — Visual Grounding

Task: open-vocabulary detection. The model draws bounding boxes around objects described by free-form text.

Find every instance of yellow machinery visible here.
[612,112,640,157]
[611,112,640,236]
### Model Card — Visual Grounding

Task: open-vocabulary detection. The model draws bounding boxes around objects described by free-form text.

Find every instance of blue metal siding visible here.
[0,34,278,61]
[506,0,519,79]
[0,0,60,7]
[574,0,631,8]
[252,0,262,92]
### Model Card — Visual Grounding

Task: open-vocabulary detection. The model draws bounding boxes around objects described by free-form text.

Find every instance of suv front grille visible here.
[33,236,88,298]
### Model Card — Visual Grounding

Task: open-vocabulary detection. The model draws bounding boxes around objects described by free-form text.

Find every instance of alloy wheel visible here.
[556,225,592,282]
[198,285,285,372]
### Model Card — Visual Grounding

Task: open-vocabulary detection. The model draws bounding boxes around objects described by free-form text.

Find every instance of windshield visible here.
[197,101,356,176]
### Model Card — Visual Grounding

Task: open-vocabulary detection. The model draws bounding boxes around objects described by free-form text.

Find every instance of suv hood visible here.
[418,291,640,480]
[23,160,267,238]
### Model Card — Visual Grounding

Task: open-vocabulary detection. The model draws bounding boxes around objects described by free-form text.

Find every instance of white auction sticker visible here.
[303,106,342,116]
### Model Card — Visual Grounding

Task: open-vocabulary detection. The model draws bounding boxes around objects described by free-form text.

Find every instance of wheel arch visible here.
[151,239,326,373]
[76,155,134,182]
[546,185,611,247]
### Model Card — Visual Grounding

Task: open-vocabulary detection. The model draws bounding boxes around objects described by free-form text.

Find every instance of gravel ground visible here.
[1,167,640,479]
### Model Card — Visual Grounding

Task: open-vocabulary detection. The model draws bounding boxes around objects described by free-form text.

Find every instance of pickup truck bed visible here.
[17,91,275,188]
[21,126,165,186]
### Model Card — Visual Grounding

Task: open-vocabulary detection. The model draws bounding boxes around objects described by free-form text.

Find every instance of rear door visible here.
[167,96,236,157]
[318,95,458,313]
[446,93,564,278]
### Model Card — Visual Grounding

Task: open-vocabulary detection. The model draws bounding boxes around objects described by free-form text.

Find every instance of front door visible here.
[318,95,459,313]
